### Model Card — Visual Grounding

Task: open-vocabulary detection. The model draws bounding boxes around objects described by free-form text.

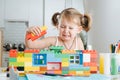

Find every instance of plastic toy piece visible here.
[24,49,40,53]
[26,26,47,41]
[9,46,98,76]
[9,49,17,57]
[62,50,76,54]
[49,46,65,50]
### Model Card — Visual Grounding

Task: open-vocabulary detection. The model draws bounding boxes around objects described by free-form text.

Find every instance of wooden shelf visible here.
[0,29,3,67]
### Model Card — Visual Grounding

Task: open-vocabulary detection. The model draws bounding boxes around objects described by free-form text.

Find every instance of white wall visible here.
[44,0,65,37]
[2,0,84,44]
[85,0,120,52]
[4,0,29,21]
[29,0,43,26]
[0,0,4,27]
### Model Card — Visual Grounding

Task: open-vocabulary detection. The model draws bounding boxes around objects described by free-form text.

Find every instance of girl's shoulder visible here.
[77,37,82,41]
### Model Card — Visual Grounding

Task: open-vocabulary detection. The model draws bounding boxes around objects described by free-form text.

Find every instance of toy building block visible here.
[9,49,17,57]
[9,48,98,76]
[26,26,47,41]
[40,49,54,54]
[62,50,76,54]
[49,46,64,50]
[24,49,40,53]
[49,46,64,53]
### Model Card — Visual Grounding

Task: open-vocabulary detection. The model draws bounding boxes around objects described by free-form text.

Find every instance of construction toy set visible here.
[9,46,98,77]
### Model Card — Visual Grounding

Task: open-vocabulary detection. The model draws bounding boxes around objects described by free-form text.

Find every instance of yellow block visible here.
[24,62,32,66]
[41,26,47,31]
[62,50,76,54]
[76,71,84,75]
[69,71,76,75]
[25,67,39,71]
[24,58,32,62]
[62,62,69,67]
[17,57,25,62]
[18,53,24,57]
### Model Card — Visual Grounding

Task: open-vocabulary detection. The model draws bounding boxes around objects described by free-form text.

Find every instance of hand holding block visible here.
[26,26,47,41]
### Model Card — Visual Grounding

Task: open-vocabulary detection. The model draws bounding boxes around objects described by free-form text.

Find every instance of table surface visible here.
[0,72,120,80]
[0,67,120,80]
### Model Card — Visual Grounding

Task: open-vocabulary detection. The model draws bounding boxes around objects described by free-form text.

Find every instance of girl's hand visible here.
[27,26,41,36]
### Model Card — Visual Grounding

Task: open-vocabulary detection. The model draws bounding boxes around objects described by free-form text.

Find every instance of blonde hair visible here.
[52,8,92,32]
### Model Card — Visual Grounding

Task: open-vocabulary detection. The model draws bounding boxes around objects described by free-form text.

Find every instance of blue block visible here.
[32,54,47,66]
[47,54,61,62]
[79,53,83,65]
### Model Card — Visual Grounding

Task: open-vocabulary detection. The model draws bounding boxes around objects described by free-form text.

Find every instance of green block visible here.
[62,58,69,62]
[49,46,64,50]
[62,70,69,75]
[40,49,54,54]
[9,62,24,66]
[24,54,32,57]
[70,67,90,71]
[61,54,69,58]
[9,58,17,62]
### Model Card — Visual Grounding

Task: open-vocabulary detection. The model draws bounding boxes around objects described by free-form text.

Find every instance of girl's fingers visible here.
[27,26,42,36]
[31,26,41,36]
[36,26,41,35]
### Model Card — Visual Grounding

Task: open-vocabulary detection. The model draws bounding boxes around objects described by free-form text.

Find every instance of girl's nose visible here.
[64,27,69,33]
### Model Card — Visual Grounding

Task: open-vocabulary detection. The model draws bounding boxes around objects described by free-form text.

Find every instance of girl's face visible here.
[58,18,82,41]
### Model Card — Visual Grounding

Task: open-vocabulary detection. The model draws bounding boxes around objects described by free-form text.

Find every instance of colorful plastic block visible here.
[9,49,17,57]
[9,46,98,76]
[26,26,47,41]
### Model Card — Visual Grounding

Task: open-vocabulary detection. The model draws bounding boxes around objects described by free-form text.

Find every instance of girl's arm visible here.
[25,32,56,49]
[25,26,56,49]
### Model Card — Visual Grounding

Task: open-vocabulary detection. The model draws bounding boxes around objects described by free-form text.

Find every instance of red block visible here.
[26,30,47,41]
[9,49,17,57]
[24,49,40,53]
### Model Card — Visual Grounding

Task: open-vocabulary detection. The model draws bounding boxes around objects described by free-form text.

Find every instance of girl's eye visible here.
[60,26,65,28]
[69,27,73,29]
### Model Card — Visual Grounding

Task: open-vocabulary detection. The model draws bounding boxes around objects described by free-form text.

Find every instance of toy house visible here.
[9,46,98,76]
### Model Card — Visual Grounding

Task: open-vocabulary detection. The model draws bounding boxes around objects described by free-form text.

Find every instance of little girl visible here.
[25,8,91,50]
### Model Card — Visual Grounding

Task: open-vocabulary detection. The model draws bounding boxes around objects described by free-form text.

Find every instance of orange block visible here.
[84,71,90,76]
[90,66,97,71]
[54,70,62,74]
[62,50,76,54]
[38,71,46,74]
[83,62,90,66]
[90,62,97,66]
[40,67,47,71]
